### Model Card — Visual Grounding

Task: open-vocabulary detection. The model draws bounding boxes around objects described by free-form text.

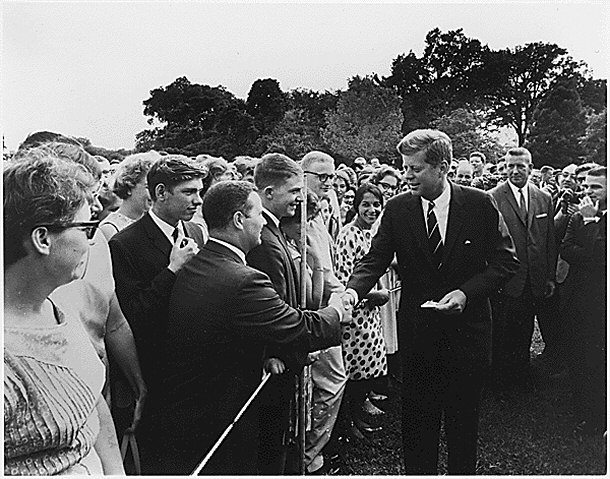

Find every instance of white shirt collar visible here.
[208,237,247,265]
[262,207,280,229]
[507,180,529,209]
[149,209,184,244]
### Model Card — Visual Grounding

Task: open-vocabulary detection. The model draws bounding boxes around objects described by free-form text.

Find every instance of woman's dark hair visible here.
[4,148,94,266]
[353,183,384,212]
[371,165,401,186]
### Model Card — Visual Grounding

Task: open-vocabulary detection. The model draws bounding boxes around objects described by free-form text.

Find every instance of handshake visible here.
[328,289,359,325]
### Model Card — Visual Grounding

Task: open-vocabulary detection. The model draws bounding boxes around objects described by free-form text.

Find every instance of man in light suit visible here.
[489,147,557,388]
[246,153,304,474]
[155,181,347,475]
[342,129,519,474]
[109,156,206,472]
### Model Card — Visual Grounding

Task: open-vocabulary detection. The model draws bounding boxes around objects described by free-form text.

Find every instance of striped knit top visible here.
[4,302,105,475]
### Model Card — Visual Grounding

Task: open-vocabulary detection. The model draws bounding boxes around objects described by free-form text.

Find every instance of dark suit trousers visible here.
[400,331,483,475]
[492,279,543,385]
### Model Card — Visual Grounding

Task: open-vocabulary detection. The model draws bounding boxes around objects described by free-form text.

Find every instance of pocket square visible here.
[535,213,548,218]
[464,240,472,245]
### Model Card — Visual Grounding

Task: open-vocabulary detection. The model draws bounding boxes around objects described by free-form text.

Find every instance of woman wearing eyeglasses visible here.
[4,151,124,475]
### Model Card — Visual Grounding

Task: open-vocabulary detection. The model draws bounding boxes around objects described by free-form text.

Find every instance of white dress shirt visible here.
[421,181,451,242]
[149,209,185,244]
[507,180,529,212]
[207,237,247,265]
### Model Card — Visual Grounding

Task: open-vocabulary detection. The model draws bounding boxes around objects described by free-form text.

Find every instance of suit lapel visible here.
[442,183,467,267]
[405,194,433,266]
[142,212,173,259]
[526,184,538,228]
[503,182,527,227]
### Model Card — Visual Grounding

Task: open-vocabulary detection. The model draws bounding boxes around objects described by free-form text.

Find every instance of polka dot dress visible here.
[334,223,387,381]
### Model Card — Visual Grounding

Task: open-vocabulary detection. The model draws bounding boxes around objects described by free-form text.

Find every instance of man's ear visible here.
[233,210,245,230]
[263,185,274,200]
[155,183,167,200]
[30,227,52,256]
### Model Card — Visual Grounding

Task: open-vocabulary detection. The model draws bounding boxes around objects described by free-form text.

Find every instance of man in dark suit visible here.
[246,153,304,474]
[108,156,206,471]
[342,129,519,474]
[561,166,607,435]
[489,147,557,388]
[154,181,347,475]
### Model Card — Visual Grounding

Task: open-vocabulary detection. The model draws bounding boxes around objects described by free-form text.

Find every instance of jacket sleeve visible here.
[460,194,520,301]
[246,237,288,302]
[226,270,341,353]
[109,237,176,332]
[560,213,599,265]
[347,205,396,299]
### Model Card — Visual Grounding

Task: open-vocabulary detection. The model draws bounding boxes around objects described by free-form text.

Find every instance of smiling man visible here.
[246,153,305,473]
[343,129,518,475]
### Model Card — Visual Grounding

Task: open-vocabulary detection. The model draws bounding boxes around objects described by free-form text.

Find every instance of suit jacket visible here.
[156,240,341,473]
[108,212,204,387]
[489,181,557,298]
[347,182,519,365]
[247,211,305,370]
[560,212,607,338]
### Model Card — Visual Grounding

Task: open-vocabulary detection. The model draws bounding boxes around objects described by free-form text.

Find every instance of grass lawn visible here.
[337,321,607,475]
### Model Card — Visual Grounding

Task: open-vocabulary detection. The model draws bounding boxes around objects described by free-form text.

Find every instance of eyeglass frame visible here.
[34,221,100,240]
[304,171,336,183]
[377,181,398,191]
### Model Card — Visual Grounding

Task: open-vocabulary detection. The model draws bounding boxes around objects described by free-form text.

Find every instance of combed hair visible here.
[254,153,302,189]
[147,155,207,201]
[16,131,83,153]
[112,154,157,199]
[505,147,532,164]
[203,180,256,230]
[301,151,335,170]
[396,129,452,167]
[586,166,607,178]
[469,151,486,162]
[4,151,94,266]
[353,183,384,211]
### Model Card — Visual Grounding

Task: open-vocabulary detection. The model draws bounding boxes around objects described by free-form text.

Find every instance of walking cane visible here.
[297,178,309,475]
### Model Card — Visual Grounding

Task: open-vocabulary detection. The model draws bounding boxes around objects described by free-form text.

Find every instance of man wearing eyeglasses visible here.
[301,151,348,474]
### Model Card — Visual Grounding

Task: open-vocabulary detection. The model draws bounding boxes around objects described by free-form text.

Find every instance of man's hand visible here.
[329,291,354,324]
[435,289,467,315]
[264,358,286,375]
[544,280,556,299]
[578,195,599,219]
[168,231,199,273]
[365,289,390,309]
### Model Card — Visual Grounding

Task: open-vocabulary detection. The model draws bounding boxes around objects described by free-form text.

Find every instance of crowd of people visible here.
[3,129,606,476]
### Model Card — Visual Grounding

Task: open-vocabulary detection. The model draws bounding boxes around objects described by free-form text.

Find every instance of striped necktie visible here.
[427,201,443,270]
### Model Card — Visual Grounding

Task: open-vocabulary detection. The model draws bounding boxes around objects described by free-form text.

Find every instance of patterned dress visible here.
[4,302,105,475]
[334,223,387,381]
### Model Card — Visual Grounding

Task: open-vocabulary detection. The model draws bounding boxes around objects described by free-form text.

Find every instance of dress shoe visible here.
[368,391,388,402]
[353,416,383,433]
[363,396,386,416]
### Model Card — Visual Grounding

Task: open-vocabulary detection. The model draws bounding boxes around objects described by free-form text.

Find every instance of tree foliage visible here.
[429,108,505,161]
[246,78,286,137]
[321,76,403,164]
[579,107,607,166]
[526,79,588,168]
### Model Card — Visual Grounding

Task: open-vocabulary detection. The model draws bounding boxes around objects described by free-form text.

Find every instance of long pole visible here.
[297,177,309,475]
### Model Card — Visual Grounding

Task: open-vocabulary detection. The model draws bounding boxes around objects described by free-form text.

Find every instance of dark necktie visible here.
[427,201,443,270]
[172,226,179,243]
[519,188,528,223]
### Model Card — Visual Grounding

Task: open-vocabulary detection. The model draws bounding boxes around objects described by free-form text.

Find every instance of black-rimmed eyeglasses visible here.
[35,221,100,240]
[304,171,335,183]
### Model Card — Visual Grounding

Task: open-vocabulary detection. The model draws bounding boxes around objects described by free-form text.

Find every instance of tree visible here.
[136,76,259,158]
[483,43,583,145]
[246,78,286,136]
[580,108,607,166]
[321,76,403,164]
[526,79,588,168]
[385,28,489,132]
[430,108,505,161]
